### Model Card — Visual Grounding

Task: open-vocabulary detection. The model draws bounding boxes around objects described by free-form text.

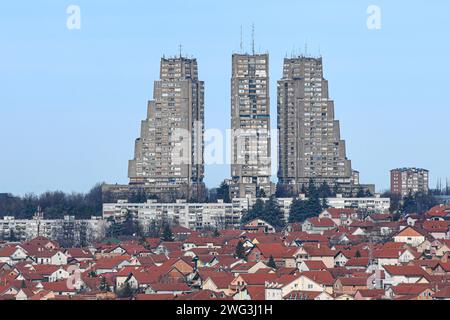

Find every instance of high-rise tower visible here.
[229,53,272,199]
[277,56,354,195]
[128,56,205,201]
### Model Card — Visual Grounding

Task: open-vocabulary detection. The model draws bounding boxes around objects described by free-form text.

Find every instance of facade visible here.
[128,56,205,201]
[0,212,107,245]
[326,194,391,213]
[103,197,295,231]
[230,53,272,199]
[390,168,429,197]
[277,56,354,195]
[103,199,241,231]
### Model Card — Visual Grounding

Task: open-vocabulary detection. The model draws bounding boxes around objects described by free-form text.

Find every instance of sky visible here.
[0,0,449,195]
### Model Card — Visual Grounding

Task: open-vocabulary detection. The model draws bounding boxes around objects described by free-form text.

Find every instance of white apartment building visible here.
[0,213,108,244]
[326,194,391,213]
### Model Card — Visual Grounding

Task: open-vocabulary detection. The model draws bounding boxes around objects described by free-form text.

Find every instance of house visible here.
[393,226,426,247]
[433,286,450,300]
[283,290,333,300]
[202,273,234,295]
[302,218,337,234]
[422,221,450,240]
[94,256,133,275]
[145,282,192,295]
[386,283,435,300]
[230,261,270,275]
[354,289,385,300]
[319,208,356,226]
[334,277,369,295]
[293,244,336,268]
[0,246,28,265]
[266,271,335,299]
[41,280,78,296]
[246,243,295,268]
[383,265,430,287]
[297,260,327,272]
[243,219,276,234]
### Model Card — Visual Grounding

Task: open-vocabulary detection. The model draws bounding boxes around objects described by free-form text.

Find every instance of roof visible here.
[306,217,336,228]
[336,276,369,286]
[391,283,434,296]
[383,265,429,278]
[283,290,323,300]
[254,243,294,259]
[302,260,327,270]
[433,286,450,298]
[238,273,278,286]
[300,271,335,286]
[394,226,427,238]
[205,273,234,289]
[246,285,266,300]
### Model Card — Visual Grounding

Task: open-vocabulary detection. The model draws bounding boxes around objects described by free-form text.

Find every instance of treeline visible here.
[241,180,332,230]
[383,191,438,215]
[0,184,103,219]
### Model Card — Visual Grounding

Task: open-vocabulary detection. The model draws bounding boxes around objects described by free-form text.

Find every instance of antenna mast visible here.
[240,25,243,53]
[251,23,255,55]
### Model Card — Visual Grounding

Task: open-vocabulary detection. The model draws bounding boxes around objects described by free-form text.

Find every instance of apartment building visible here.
[128,56,205,202]
[390,168,429,197]
[230,53,272,199]
[277,56,354,196]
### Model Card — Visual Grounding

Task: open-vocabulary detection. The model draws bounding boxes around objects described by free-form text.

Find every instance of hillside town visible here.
[0,204,449,301]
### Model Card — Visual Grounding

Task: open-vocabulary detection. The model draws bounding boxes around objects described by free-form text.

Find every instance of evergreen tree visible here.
[217,181,231,203]
[162,224,174,242]
[306,181,323,217]
[241,199,265,225]
[117,282,134,299]
[267,255,277,269]
[289,198,314,223]
[318,181,334,198]
[402,192,417,214]
[99,277,109,292]
[256,187,267,198]
[235,240,246,260]
[261,196,286,230]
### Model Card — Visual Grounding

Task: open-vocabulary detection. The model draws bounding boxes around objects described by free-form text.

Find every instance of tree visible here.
[116,282,134,299]
[289,198,313,223]
[261,196,286,230]
[256,187,266,198]
[289,180,326,223]
[241,199,265,225]
[267,255,277,269]
[216,181,231,203]
[402,192,418,214]
[235,240,246,260]
[213,229,220,237]
[99,276,109,292]
[355,250,362,258]
[241,196,286,231]
[318,182,334,198]
[162,224,174,242]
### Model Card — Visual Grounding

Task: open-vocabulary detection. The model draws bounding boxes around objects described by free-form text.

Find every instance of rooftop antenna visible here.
[305,41,308,57]
[240,25,243,53]
[178,44,183,58]
[251,23,255,55]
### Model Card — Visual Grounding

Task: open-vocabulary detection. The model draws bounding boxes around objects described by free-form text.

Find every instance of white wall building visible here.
[326,194,390,213]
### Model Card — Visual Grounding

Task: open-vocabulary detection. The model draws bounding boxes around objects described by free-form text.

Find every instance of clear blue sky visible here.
[0,0,449,195]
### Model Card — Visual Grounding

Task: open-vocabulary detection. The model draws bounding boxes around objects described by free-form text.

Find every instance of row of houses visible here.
[0,205,449,300]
